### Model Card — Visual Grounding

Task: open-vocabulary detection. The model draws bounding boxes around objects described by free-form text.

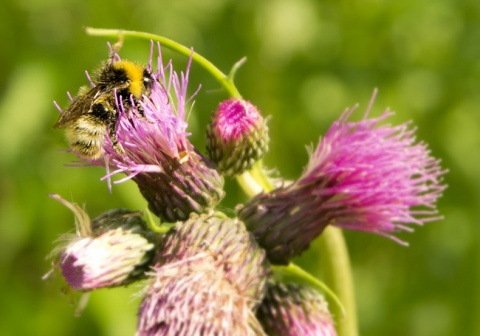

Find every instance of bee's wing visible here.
[54,87,102,128]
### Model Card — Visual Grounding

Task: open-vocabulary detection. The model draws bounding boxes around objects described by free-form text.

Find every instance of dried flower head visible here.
[48,194,157,291]
[239,92,447,264]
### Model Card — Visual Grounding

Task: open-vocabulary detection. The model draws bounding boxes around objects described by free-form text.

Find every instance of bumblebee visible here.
[55,50,153,159]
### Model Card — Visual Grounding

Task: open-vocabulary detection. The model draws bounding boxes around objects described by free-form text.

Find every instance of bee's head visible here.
[98,61,149,99]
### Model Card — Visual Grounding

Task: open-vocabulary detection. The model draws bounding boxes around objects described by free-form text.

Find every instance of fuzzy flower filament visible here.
[239,99,446,264]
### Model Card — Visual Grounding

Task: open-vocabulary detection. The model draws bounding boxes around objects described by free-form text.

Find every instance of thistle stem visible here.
[236,162,274,197]
[318,227,358,336]
[271,263,345,317]
[235,171,263,198]
[84,27,242,98]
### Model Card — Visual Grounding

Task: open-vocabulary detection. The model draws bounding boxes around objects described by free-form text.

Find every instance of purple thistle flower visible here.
[48,194,156,291]
[206,98,269,176]
[257,282,337,336]
[137,213,270,335]
[71,44,224,222]
[238,92,447,264]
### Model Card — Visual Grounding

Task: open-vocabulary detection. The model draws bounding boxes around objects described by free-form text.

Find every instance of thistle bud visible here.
[207,98,269,176]
[257,282,337,336]
[50,195,157,290]
[137,213,270,335]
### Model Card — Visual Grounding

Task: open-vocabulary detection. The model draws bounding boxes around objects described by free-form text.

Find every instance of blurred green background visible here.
[0,0,478,335]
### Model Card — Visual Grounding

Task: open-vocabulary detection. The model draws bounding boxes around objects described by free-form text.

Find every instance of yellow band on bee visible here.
[113,61,145,98]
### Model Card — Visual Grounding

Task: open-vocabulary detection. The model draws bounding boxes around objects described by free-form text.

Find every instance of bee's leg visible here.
[123,96,149,122]
[107,114,125,155]
[136,99,144,116]
[135,100,147,120]
[92,102,124,155]
[158,81,170,104]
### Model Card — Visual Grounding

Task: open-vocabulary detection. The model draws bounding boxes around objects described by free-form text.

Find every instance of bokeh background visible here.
[1,0,478,335]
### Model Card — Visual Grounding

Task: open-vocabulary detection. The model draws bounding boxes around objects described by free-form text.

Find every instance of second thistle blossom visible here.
[239,97,447,264]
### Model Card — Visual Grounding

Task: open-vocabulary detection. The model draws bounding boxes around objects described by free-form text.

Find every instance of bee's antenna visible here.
[108,33,124,64]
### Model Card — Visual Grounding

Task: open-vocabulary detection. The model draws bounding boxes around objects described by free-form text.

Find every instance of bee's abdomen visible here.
[65,115,107,159]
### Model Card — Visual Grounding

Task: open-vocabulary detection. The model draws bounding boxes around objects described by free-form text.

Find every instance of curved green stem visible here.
[249,161,274,192]
[236,161,274,197]
[318,227,358,336]
[235,171,263,198]
[85,27,242,98]
[144,208,174,234]
[272,263,345,317]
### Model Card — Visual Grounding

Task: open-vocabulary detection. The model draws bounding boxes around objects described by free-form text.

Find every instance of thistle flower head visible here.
[88,43,225,222]
[257,282,337,336]
[101,43,191,173]
[206,98,269,176]
[137,213,270,335]
[239,93,447,264]
[48,194,156,290]
[301,104,446,234]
